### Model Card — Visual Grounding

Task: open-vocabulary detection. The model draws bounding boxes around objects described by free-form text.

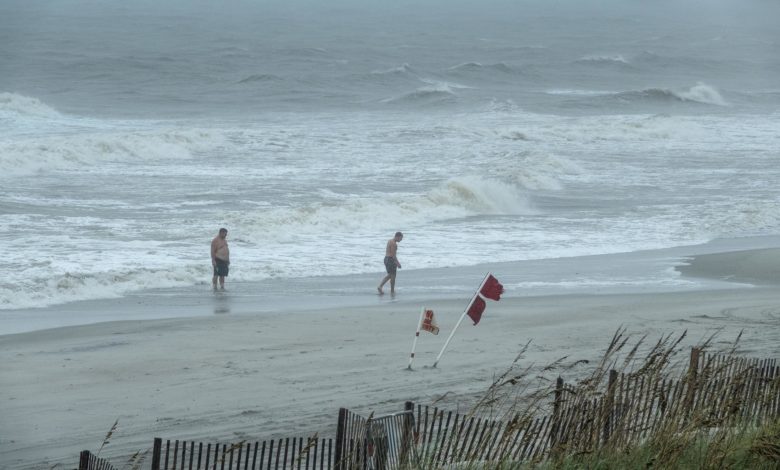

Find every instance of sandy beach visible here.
[1,240,779,469]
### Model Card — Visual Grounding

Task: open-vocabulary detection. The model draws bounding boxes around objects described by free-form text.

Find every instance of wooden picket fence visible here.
[150,436,335,470]
[146,406,416,470]
[78,450,118,470]
[334,404,415,469]
[79,349,779,469]
[406,348,780,465]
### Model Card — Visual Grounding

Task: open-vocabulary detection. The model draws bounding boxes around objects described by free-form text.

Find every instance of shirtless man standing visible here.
[211,228,230,290]
[377,231,403,295]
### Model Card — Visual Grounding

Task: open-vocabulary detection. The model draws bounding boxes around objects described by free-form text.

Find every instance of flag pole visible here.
[432,273,491,368]
[407,307,426,370]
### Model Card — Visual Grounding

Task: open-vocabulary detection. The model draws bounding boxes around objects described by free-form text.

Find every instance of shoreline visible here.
[4,234,780,337]
[2,240,780,469]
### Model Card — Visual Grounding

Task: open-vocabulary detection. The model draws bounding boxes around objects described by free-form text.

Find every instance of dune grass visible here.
[402,328,779,469]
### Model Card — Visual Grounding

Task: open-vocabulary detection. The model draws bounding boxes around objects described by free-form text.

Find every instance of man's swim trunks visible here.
[214,258,229,277]
[384,256,397,275]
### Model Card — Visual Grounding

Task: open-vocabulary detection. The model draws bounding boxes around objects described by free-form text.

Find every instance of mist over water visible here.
[1,0,779,310]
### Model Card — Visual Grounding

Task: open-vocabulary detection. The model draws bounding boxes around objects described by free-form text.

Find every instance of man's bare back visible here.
[385,238,399,262]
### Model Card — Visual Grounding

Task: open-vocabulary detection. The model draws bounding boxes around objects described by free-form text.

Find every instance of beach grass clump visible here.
[403,328,779,469]
[532,419,780,470]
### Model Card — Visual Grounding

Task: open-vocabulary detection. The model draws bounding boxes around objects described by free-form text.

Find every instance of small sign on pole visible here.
[408,307,439,370]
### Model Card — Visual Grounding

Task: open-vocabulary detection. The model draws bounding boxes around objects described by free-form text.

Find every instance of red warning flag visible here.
[480,274,504,301]
[466,296,487,325]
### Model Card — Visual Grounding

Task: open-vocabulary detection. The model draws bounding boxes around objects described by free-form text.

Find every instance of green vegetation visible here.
[533,420,780,469]
[403,329,780,469]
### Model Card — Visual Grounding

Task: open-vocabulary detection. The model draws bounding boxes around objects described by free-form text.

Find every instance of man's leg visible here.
[212,271,218,289]
[389,274,397,294]
[219,275,225,289]
[378,274,391,294]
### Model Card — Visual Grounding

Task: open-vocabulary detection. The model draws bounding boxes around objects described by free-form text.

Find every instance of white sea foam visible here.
[676,82,728,106]
[2,96,779,311]
[0,128,230,175]
[448,62,514,74]
[370,63,414,75]
[419,78,472,90]
[382,85,458,105]
[507,151,584,191]
[576,54,630,64]
[608,83,728,106]
[545,89,615,96]
[0,265,210,310]
[0,92,61,118]
[231,176,533,243]
[381,79,472,105]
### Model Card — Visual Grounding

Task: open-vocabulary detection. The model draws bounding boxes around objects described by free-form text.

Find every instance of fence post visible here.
[685,347,701,412]
[399,401,415,467]
[602,369,618,444]
[550,376,564,449]
[79,450,90,470]
[151,437,162,470]
[334,408,347,470]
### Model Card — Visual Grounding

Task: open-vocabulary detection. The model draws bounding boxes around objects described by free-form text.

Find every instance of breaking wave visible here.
[574,55,635,70]
[675,83,729,106]
[448,62,515,74]
[370,63,416,76]
[233,176,533,240]
[0,129,229,175]
[237,74,284,84]
[616,83,728,106]
[382,82,460,105]
[0,92,62,119]
[559,83,729,108]
[0,265,208,310]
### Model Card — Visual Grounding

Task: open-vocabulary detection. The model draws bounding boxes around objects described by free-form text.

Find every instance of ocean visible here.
[1,0,779,313]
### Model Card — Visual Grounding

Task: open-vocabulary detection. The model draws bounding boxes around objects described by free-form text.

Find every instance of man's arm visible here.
[211,239,217,265]
[391,241,401,268]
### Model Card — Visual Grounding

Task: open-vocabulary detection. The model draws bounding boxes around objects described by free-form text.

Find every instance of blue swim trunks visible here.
[213,258,229,277]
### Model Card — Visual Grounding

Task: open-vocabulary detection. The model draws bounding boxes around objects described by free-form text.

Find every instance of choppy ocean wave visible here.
[233,176,535,242]
[370,63,416,76]
[574,55,636,71]
[617,83,728,106]
[632,50,727,71]
[237,74,284,84]
[447,62,515,74]
[353,63,423,87]
[560,83,729,108]
[381,83,461,105]
[0,92,62,119]
[0,173,537,310]
[2,89,780,310]
[0,127,228,175]
[0,265,209,310]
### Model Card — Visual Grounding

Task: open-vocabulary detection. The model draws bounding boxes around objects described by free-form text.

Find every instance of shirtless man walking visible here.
[377,231,403,295]
[211,228,230,290]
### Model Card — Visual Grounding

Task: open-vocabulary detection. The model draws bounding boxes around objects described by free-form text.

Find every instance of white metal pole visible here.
[407,306,426,370]
[432,273,491,368]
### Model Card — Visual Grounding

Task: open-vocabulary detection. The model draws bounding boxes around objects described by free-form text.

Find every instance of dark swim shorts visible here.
[214,258,229,277]
[384,256,397,275]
